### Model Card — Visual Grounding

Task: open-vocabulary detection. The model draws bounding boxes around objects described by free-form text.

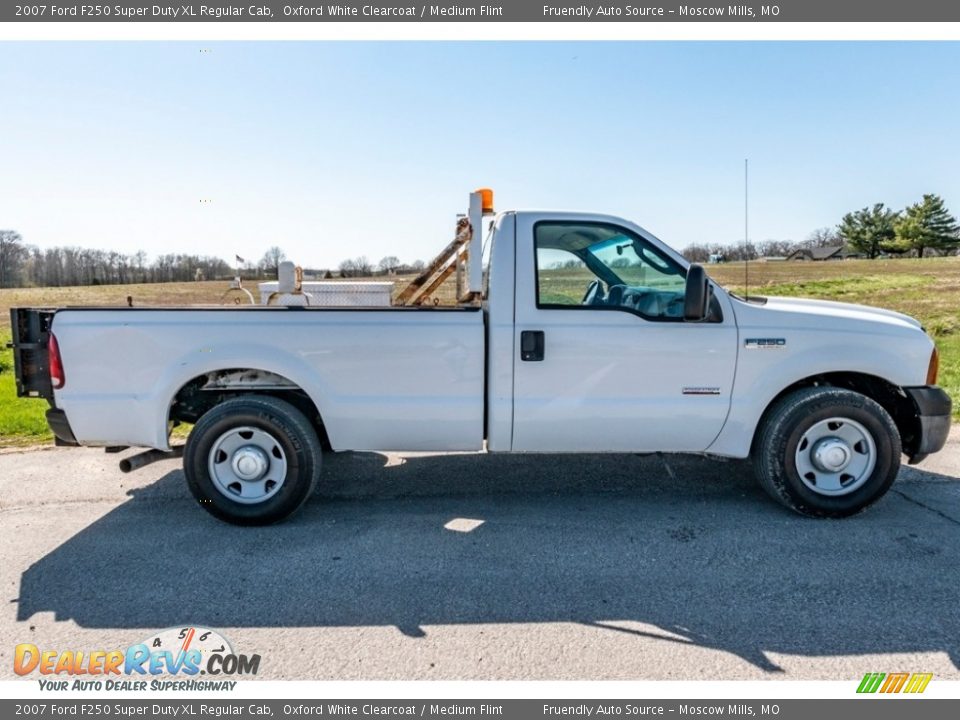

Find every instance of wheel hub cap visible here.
[207,426,288,505]
[231,445,269,480]
[812,438,852,473]
[793,416,877,497]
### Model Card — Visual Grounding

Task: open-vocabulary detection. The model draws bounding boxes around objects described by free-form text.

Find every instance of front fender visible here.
[707,337,932,458]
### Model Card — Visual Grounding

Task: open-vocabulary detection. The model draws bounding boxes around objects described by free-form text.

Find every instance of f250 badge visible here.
[744,338,786,349]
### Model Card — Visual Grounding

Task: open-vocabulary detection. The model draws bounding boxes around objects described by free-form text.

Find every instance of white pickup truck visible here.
[10,191,951,525]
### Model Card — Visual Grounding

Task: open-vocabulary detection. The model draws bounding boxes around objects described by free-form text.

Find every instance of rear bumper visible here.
[903,386,952,464]
[46,408,78,447]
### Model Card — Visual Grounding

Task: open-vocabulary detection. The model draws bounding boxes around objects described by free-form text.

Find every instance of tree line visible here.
[0,232,235,288]
[682,193,960,263]
[336,255,426,278]
[0,232,431,290]
[251,249,428,280]
[683,228,840,264]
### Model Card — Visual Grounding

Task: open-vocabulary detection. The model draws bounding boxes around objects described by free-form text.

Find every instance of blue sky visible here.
[1,41,958,268]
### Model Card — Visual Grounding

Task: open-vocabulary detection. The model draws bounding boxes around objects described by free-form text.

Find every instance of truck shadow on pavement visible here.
[15,451,960,674]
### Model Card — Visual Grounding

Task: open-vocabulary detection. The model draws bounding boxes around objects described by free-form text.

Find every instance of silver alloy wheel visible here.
[794,416,876,496]
[208,426,288,504]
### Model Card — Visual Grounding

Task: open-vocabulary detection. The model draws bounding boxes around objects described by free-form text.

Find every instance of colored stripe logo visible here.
[857,672,932,694]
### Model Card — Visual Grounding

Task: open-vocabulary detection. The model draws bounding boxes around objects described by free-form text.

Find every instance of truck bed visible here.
[20,305,486,452]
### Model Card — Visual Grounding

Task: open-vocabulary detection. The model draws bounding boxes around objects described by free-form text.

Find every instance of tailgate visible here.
[8,308,56,402]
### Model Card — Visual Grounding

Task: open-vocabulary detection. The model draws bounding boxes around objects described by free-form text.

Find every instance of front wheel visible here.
[184,395,321,525]
[752,387,901,517]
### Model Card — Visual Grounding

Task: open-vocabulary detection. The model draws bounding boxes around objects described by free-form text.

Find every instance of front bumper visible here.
[903,386,952,464]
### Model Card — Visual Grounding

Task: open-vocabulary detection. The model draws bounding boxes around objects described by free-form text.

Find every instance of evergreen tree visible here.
[836,203,898,259]
[892,194,960,258]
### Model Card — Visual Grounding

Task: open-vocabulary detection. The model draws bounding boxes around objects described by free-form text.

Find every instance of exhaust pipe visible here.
[119,446,184,473]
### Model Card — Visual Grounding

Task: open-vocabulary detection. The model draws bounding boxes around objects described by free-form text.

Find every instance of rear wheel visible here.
[184,395,321,525]
[752,387,901,517]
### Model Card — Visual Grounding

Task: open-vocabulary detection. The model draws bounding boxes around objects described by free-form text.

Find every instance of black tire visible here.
[184,395,321,525]
[752,386,901,517]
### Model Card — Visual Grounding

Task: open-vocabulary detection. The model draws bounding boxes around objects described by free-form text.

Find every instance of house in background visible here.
[786,245,861,261]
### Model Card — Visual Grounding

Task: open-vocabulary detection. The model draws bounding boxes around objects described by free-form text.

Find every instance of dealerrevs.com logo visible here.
[14,626,260,691]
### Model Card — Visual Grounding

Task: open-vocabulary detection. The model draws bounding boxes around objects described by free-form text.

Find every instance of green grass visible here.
[745,274,934,300]
[0,330,53,447]
[932,334,960,421]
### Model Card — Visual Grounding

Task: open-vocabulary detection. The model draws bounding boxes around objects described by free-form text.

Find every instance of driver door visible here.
[511,216,737,453]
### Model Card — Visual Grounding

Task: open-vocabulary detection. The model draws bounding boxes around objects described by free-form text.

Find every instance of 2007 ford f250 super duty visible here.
[9,190,952,525]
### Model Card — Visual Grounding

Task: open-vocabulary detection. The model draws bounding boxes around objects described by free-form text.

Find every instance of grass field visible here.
[2,257,959,447]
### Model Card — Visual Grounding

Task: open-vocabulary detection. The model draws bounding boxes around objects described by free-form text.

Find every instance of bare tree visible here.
[377,255,401,274]
[757,239,794,257]
[724,242,759,262]
[802,227,841,249]
[338,256,373,278]
[682,243,719,263]
[338,259,356,278]
[683,242,739,263]
[259,246,287,279]
[0,230,25,288]
[134,250,148,283]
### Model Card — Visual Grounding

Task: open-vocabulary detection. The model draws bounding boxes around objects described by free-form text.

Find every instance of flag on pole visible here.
[235,255,245,264]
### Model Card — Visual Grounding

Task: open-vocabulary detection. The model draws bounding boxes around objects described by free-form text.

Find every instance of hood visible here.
[750,295,923,331]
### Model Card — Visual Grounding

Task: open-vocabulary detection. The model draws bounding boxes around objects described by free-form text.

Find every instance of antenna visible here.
[744,158,749,300]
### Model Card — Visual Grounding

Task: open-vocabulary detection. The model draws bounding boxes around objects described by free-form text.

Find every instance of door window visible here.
[535,222,687,320]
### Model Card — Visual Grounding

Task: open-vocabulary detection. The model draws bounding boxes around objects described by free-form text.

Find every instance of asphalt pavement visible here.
[1,430,959,680]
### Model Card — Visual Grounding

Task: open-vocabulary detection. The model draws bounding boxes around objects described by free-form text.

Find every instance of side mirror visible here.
[684,264,712,322]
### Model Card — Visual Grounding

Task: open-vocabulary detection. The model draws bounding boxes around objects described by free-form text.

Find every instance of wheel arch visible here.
[750,371,919,458]
[167,367,331,451]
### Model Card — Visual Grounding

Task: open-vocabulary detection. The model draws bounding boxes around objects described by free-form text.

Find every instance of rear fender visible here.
[157,344,334,451]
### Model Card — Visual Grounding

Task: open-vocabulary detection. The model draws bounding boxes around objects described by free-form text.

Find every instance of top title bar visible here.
[5,1,960,23]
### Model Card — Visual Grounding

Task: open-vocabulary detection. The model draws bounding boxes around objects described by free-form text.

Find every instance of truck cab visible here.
[486,211,736,454]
